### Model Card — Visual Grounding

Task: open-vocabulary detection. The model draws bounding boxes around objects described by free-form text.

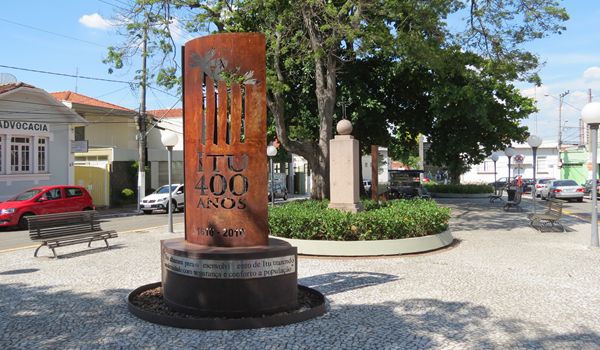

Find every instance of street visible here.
[0,211,184,252]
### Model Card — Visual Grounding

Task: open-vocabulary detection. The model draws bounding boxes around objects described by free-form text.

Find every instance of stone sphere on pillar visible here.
[337,119,353,135]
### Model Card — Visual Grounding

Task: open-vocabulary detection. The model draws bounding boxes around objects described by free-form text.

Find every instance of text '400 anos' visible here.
[195,153,249,209]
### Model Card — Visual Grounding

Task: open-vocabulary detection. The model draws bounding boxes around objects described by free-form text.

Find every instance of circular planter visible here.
[272,230,453,257]
[128,282,327,330]
[429,192,491,198]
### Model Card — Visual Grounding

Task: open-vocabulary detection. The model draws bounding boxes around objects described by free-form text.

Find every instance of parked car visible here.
[534,178,555,197]
[387,169,430,199]
[521,178,535,193]
[140,184,184,214]
[540,179,584,202]
[583,179,600,196]
[362,180,372,193]
[0,185,95,229]
[488,177,510,190]
[268,183,288,201]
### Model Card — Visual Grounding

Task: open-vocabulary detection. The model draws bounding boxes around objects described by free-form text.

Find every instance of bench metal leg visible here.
[103,238,109,248]
[88,239,93,248]
[50,247,57,259]
[34,243,45,257]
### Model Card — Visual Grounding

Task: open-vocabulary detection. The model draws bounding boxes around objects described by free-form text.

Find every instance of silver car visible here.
[534,178,555,197]
[540,179,584,202]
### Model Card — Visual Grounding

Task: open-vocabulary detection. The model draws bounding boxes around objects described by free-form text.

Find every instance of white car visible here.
[140,184,185,214]
[539,179,584,202]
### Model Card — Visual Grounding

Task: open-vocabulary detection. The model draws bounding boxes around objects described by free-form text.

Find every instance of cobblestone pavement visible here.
[1,198,600,349]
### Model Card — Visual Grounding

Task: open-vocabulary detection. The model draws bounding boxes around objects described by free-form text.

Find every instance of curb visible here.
[273,230,453,256]
[430,193,491,198]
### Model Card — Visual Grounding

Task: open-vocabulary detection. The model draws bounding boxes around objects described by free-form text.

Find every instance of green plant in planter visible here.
[424,183,493,194]
[268,199,450,241]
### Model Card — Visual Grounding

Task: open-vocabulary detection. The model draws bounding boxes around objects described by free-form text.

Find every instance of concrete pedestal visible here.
[161,237,298,317]
[329,134,363,212]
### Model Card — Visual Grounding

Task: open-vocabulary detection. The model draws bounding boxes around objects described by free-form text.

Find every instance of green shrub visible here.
[121,188,135,199]
[268,199,450,241]
[424,183,493,194]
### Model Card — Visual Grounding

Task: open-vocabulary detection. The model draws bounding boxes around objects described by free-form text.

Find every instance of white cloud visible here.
[584,66,600,81]
[79,13,113,30]
[168,18,194,45]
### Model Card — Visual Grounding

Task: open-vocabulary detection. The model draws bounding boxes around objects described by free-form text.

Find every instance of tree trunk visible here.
[265,11,337,200]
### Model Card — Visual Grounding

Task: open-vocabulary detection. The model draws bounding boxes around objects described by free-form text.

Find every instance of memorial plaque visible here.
[183,33,268,247]
[163,251,296,279]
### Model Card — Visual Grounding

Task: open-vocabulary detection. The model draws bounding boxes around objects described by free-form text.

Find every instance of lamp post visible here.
[582,102,600,248]
[267,145,278,206]
[527,134,543,214]
[491,153,499,190]
[504,147,515,184]
[161,130,179,233]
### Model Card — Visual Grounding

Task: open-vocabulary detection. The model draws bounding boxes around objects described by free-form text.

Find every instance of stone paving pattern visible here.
[1,198,600,349]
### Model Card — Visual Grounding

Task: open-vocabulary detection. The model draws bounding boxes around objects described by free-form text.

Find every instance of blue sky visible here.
[1,1,599,144]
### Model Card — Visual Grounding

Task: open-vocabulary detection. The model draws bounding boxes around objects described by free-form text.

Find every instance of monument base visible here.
[328,202,364,213]
[160,237,298,317]
[128,282,326,330]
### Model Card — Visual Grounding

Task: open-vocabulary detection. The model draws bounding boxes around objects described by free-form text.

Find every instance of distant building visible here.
[361,147,389,185]
[461,141,560,183]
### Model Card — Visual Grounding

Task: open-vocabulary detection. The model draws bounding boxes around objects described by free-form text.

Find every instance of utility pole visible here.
[558,90,570,150]
[583,89,593,145]
[136,21,148,213]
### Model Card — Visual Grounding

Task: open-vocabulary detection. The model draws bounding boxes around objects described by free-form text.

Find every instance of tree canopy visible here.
[105,0,568,192]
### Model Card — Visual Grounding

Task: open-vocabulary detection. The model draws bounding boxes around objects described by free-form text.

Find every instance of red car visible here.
[0,185,95,229]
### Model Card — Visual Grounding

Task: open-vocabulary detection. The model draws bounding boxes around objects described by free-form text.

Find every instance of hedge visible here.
[268,199,450,241]
[424,183,493,194]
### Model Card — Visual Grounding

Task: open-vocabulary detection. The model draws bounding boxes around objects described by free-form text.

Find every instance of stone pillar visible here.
[328,120,363,213]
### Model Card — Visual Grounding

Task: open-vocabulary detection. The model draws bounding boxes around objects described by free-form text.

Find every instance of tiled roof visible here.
[147,108,183,119]
[0,82,36,95]
[50,91,132,111]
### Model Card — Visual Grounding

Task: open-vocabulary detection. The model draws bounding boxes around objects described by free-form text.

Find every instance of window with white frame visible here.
[478,160,495,173]
[2,135,50,175]
[10,136,31,173]
[537,156,548,173]
[37,138,48,172]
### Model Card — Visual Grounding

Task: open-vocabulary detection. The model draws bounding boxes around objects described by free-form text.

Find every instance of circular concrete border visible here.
[128,282,327,330]
[430,192,491,198]
[273,230,453,257]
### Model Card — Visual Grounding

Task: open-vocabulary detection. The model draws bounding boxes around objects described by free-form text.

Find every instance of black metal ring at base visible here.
[128,282,327,330]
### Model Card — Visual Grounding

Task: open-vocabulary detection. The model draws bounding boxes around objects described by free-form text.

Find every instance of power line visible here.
[0,64,131,84]
[0,16,105,48]
[0,63,181,98]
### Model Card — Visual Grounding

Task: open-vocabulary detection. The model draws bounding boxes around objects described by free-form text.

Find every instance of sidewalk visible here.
[1,198,599,349]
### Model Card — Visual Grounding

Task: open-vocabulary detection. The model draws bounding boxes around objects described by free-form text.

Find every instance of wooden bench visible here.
[28,211,117,258]
[527,199,564,232]
[503,189,522,212]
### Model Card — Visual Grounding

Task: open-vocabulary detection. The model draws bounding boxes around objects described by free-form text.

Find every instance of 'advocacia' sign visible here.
[0,120,49,132]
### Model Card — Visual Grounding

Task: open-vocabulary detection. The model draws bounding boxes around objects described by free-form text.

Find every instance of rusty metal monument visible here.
[129,33,325,329]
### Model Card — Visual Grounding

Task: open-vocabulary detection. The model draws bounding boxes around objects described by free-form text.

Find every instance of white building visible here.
[0,83,87,201]
[361,147,389,185]
[461,141,560,183]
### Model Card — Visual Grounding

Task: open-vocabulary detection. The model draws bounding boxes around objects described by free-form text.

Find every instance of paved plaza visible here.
[1,198,600,349]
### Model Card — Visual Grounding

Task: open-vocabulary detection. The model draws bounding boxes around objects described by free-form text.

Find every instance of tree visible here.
[104,0,568,197]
